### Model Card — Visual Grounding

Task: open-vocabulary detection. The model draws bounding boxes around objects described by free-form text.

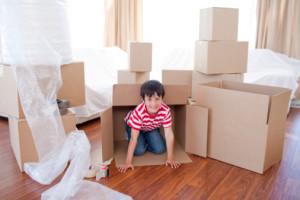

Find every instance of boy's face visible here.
[143,92,163,116]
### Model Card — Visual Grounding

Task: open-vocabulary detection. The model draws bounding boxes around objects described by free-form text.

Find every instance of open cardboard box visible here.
[195,80,291,174]
[100,84,209,166]
[0,62,85,118]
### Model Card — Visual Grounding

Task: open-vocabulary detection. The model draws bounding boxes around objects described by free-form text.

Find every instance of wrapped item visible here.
[0,0,132,199]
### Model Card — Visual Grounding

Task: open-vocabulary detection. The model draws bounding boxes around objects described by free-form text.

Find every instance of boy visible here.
[117,80,181,173]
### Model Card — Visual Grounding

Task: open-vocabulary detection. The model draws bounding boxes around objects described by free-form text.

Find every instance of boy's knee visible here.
[151,145,166,154]
[134,146,147,156]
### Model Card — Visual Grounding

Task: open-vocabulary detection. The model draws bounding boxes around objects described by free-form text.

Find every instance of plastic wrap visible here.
[0,0,132,199]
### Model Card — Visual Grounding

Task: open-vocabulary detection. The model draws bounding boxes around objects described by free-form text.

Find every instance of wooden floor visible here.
[0,108,300,200]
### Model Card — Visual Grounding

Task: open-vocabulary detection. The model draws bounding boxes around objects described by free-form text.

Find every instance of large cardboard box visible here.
[162,70,193,97]
[8,111,76,172]
[199,7,238,41]
[118,70,150,84]
[194,40,248,74]
[191,70,244,101]
[195,81,291,174]
[0,62,85,118]
[128,42,152,72]
[100,84,209,166]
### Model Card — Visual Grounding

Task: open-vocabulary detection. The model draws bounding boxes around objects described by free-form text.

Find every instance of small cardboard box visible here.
[100,84,209,166]
[194,40,248,74]
[118,70,150,84]
[191,70,243,101]
[162,70,193,97]
[0,62,85,118]
[199,7,238,41]
[195,81,291,174]
[128,42,152,72]
[8,111,76,172]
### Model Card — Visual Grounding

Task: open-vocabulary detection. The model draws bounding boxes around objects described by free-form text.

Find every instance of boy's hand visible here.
[166,159,181,168]
[117,163,134,173]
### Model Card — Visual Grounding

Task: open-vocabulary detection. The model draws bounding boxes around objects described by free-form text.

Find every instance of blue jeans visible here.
[126,123,167,156]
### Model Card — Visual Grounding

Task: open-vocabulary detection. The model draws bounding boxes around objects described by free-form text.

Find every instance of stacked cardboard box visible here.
[163,8,247,101]
[117,42,151,84]
[159,8,291,174]
[0,62,85,171]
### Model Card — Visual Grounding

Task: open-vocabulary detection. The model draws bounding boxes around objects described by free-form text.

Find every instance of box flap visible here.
[99,107,114,163]
[185,105,208,157]
[113,84,189,106]
[113,84,142,106]
[164,85,189,105]
[263,89,291,172]
[222,80,291,96]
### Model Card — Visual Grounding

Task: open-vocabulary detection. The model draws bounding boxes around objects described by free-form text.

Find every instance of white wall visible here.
[143,0,257,75]
[68,0,105,49]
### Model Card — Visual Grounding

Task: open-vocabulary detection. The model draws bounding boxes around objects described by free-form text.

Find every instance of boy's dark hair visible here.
[140,80,165,100]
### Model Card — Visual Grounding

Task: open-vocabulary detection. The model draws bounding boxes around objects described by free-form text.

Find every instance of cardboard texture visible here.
[199,7,238,41]
[100,84,202,166]
[162,70,193,97]
[118,70,150,84]
[8,111,76,172]
[57,62,86,107]
[191,70,244,101]
[185,105,208,157]
[195,81,291,174]
[114,140,191,167]
[128,42,152,72]
[0,62,85,118]
[194,41,248,74]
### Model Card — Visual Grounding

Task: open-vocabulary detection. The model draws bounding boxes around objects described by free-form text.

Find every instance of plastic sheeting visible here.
[244,49,300,99]
[0,0,132,199]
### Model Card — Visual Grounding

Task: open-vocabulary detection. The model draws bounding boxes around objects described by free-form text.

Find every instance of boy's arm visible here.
[164,127,181,168]
[117,128,139,172]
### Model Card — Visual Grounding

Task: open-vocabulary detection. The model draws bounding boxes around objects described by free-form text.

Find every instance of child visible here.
[117,80,181,173]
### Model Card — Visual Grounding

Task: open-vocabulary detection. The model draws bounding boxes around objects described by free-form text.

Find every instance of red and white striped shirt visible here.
[124,102,172,131]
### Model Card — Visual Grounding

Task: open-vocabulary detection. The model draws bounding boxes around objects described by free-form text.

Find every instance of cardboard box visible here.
[195,81,291,174]
[194,40,248,74]
[199,7,238,41]
[0,62,85,118]
[100,84,209,166]
[8,111,76,172]
[118,70,150,84]
[57,62,86,107]
[191,70,244,101]
[128,42,152,72]
[162,70,193,97]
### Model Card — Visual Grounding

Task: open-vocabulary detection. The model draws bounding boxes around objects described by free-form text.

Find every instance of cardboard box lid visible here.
[112,84,189,106]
